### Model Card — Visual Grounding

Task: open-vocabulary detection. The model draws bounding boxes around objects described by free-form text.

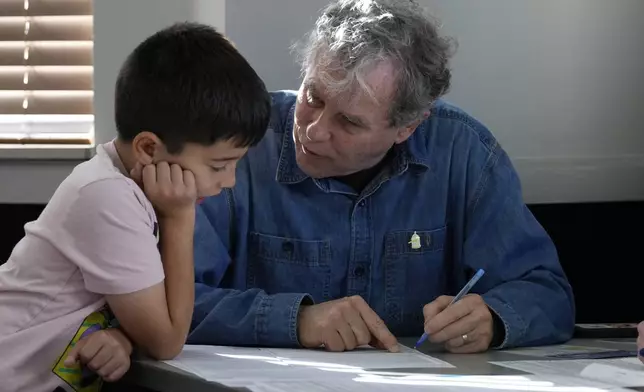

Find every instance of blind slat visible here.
[0,16,93,41]
[0,66,92,90]
[0,0,92,17]
[0,92,93,114]
[0,1,94,144]
[0,42,92,66]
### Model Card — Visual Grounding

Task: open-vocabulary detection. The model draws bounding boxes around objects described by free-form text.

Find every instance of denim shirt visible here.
[189,90,575,349]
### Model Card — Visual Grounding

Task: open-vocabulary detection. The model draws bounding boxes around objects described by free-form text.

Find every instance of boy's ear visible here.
[132,131,163,165]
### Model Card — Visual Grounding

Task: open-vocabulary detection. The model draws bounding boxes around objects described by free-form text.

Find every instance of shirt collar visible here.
[275,102,430,185]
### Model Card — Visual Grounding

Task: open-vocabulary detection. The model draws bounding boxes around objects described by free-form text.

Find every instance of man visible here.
[189,0,575,353]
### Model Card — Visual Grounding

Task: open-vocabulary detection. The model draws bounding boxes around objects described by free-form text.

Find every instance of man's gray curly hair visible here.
[295,0,455,127]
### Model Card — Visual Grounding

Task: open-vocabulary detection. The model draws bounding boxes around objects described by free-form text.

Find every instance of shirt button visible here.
[358,200,365,207]
[353,266,365,277]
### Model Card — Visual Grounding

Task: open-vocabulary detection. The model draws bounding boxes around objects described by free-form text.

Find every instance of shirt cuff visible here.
[255,293,314,347]
[482,295,526,349]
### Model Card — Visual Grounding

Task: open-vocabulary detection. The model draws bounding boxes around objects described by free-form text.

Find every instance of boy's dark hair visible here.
[115,22,271,153]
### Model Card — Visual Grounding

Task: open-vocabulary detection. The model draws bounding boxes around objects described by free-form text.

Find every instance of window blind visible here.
[0,0,93,145]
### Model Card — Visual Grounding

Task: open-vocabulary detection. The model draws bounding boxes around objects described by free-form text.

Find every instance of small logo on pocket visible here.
[409,231,421,249]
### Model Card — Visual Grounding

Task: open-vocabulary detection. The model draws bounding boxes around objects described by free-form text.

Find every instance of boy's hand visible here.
[64,329,133,382]
[132,162,197,219]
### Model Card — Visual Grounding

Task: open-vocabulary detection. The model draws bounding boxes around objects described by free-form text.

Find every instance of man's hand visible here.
[64,329,133,382]
[423,294,493,353]
[297,296,399,353]
[637,321,644,364]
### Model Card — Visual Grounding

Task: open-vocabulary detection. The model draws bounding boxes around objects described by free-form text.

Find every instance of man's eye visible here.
[342,116,358,126]
[306,90,323,107]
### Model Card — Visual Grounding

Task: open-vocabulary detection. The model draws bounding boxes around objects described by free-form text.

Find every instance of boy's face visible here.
[155,140,248,198]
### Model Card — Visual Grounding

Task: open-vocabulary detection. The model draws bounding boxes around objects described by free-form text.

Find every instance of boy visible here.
[0,22,270,392]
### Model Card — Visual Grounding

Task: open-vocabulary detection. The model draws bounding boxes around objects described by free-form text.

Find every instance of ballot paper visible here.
[163,345,636,391]
[490,358,644,388]
[163,344,453,384]
[504,345,618,358]
[226,374,633,392]
[580,363,644,387]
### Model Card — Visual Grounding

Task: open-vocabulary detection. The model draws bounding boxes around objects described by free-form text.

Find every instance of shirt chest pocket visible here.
[383,227,449,335]
[248,232,331,301]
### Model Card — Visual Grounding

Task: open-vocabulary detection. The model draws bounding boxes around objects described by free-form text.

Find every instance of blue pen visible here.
[414,268,486,349]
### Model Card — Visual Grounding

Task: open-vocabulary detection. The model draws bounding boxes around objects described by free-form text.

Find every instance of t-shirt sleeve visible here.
[61,178,165,295]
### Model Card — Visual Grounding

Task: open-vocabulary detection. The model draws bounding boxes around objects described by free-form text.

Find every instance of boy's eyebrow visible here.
[211,155,244,162]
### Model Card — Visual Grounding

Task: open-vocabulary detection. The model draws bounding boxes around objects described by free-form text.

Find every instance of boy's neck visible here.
[113,138,137,177]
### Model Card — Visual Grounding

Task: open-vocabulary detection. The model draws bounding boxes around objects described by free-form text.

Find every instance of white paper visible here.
[491,358,644,387]
[580,363,644,387]
[504,344,614,358]
[163,344,453,384]
[239,374,632,392]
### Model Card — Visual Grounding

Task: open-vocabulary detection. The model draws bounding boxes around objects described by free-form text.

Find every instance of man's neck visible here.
[335,149,395,192]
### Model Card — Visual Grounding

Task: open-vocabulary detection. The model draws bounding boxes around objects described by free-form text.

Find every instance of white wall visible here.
[2,0,644,204]
[225,0,644,204]
[0,0,225,204]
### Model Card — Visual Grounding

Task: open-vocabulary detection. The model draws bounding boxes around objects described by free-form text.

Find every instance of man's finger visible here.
[369,338,387,350]
[429,311,479,344]
[336,322,357,351]
[349,296,399,352]
[64,339,87,366]
[324,331,345,352]
[343,309,371,347]
[423,296,452,320]
[445,324,488,354]
[425,296,476,335]
[446,338,484,354]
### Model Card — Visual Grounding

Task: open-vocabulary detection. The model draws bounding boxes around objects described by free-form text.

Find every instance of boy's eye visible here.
[211,165,226,172]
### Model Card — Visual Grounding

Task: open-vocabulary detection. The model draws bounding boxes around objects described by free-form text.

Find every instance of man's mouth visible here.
[301,144,321,156]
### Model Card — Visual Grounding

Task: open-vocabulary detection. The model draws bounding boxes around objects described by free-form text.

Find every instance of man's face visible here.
[156,139,248,198]
[293,61,417,179]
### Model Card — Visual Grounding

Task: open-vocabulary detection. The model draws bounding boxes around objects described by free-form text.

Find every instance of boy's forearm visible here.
[158,211,195,356]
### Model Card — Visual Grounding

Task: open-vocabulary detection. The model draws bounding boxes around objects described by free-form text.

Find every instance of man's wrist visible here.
[295,298,315,347]
[489,308,506,348]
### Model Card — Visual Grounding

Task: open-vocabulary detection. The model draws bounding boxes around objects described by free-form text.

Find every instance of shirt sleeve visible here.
[463,147,575,349]
[60,178,165,295]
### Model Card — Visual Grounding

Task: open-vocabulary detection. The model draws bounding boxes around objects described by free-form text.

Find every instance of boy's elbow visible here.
[146,340,185,360]
[143,331,187,360]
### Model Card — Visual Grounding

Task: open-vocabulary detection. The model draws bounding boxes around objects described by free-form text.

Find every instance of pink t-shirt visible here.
[0,141,165,392]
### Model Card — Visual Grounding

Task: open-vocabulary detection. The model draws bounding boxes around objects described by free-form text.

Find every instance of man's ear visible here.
[131,131,163,165]
[394,111,430,144]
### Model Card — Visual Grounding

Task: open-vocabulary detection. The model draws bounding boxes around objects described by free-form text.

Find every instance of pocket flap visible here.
[250,232,330,266]
[384,227,447,255]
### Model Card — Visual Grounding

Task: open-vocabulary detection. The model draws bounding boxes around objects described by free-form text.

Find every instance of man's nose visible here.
[305,117,331,142]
